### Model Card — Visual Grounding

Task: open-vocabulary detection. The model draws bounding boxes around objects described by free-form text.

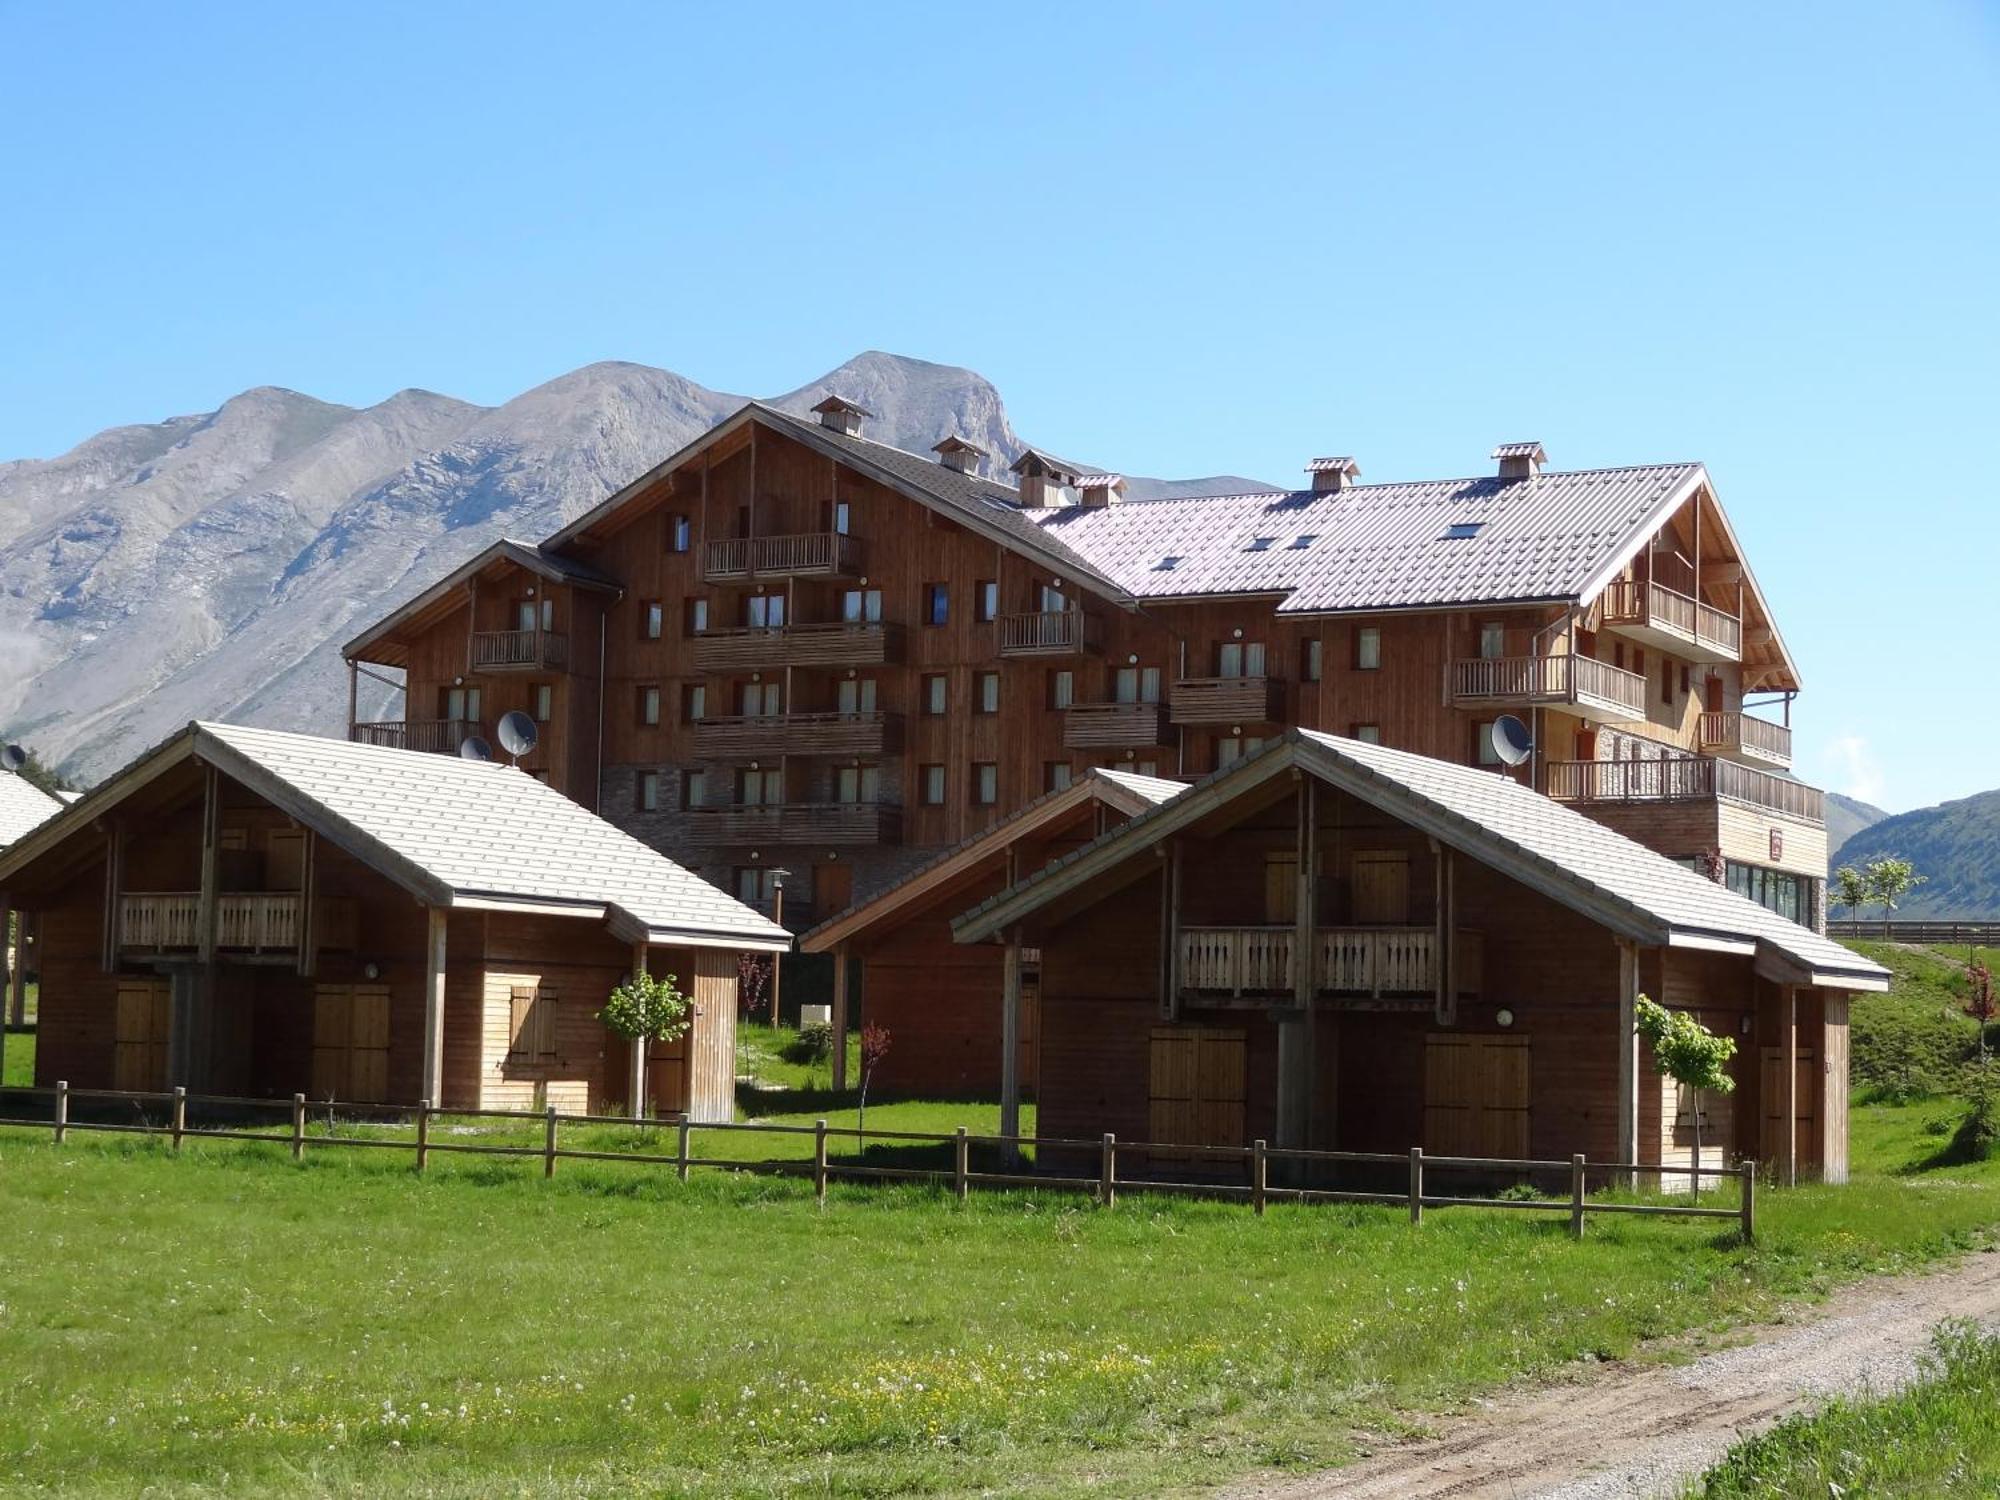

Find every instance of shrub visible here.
[785,1021,834,1067]
[1950,1068,2000,1163]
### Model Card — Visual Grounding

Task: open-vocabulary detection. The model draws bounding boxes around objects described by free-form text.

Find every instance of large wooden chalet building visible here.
[342,397,1826,950]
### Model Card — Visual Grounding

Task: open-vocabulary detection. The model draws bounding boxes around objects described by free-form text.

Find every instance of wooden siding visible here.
[686,947,738,1122]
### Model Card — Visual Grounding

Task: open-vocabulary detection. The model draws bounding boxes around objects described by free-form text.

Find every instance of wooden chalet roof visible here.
[0,723,790,952]
[344,538,622,667]
[0,773,61,849]
[954,730,1887,993]
[798,767,1184,953]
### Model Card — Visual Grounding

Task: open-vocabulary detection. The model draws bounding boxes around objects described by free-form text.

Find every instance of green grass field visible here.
[1690,1322,2000,1497]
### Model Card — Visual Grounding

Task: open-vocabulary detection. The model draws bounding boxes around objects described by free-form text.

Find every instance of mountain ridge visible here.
[1832,790,2000,920]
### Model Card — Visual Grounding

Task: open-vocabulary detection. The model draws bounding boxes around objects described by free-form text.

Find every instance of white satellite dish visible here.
[0,744,25,773]
[459,735,494,763]
[1490,714,1534,767]
[496,711,538,762]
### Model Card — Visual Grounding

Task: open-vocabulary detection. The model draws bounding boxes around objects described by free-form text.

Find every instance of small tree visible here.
[1635,994,1737,1201]
[1967,959,1996,1066]
[856,1022,892,1145]
[597,971,691,1119]
[1864,856,1925,935]
[1831,865,1870,918]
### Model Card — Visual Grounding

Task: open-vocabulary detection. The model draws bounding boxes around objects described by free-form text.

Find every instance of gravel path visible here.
[1229,1248,2000,1499]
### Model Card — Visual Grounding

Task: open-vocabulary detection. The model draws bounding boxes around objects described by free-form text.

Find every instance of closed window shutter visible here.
[509,986,535,1060]
[536,991,560,1059]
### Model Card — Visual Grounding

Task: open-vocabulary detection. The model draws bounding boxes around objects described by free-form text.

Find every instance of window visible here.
[836,765,881,803]
[831,500,851,536]
[642,601,664,640]
[669,515,691,552]
[682,683,706,723]
[1114,666,1162,703]
[745,594,785,629]
[736,768,782,805]
[685,598,709,633]
[1661,656,1676,703]
[1442,521,1486,541]
[1247,536,1276,552]
[976,671,1001,714]
[1217,641,1266,678]
[1479,622,1505,660]
[444,685,482,724]
[517,598,555,633]
[976,580,998,622]
[637,771,660,811]
[1288,534,1318,550]
[739,681,780,716]
[837,678,877,714]
[1474,720,1502,767]
[533,684,553,723]
[1216,735,1269,769]
[973,762,998,805]
[924,583,949,627]
[1727,862,1806,926]
[1129,759,1159,778]
[922,674,948,715]
[920,764,947,805]
[1355,627,1382,671]
[842,589,883,623]
[681,769,707,809]
[1154,556,1181,573]
[1303,639,1322,682]
[1043,761,1073,793]
[1352,723,1382,745]
[1039,583,1068,612]
[736,867,785,912]
[1047,670,1074,710]
[637,686,661,726]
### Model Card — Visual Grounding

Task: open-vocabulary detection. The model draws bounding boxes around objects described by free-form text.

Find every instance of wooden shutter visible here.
[1759,1047,1817,1167]
[114,979,169,1092]
[536,989,560,1060]
[1351,851,1411,924]
[1148,1028,1247,1164]
[311,985,352,1098]
[1263,855,1299,924]
[348,985,391,1102]
[1424,1034,1531,1158]
[508,985,536,1061]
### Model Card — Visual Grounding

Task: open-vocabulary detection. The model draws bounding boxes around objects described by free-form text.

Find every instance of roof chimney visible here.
[1075,473,1127,508]
[932,435,988,475]
[1009,447,1083,509]
[811,395,874,437]
[1306,456,1361,494]
[1492,441,1546,480]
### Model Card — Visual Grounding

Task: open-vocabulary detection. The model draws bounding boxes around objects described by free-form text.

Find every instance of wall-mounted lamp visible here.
[362,962,382,981]
[1495,1008,1515,1028]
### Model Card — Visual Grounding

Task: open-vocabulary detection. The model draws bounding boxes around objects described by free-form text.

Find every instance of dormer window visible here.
[1442,521,1486,541]
[1247,536,1276,552]
[1155,556,1182,572]
[1288,534,1318,550]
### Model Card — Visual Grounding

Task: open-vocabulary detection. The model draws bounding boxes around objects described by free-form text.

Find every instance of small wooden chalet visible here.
[0,723,789,1119]
[1,771,64,1029]
[798,768,1182,1108]
[953,731,1888,1183]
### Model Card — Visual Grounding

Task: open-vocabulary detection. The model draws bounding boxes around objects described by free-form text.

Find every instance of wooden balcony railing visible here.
[701,532,864,582]
[690,621,902,673]
[997,609,1101,657]
[1544,757,1824,824]
[1177,926,1480,1000]
[120,893,301,953]
[684,802,902,847]
[349,718,481,755]
[1697,710,1790,768]
[1170,676,1284,726]
[1063,701,1170,750]
[1600,580,1742,662]
[1447,654,1647,720]
[691,712,900,760]
[471,629,569,671]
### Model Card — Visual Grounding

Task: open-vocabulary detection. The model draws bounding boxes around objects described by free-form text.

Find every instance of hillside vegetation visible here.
[1834,791,2000,920]
[1845,940,1993,1099]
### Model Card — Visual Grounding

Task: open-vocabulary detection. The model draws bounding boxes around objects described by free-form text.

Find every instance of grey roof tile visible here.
[0,775,61,848]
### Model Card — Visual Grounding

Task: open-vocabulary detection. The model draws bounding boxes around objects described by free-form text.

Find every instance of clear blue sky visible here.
[3,2,1995,811]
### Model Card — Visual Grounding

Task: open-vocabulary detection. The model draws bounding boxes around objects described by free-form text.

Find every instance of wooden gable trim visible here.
[341,540,621,665]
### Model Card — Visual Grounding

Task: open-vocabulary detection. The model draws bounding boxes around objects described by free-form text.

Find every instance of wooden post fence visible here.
[1252,1138,1268,1217]
[953,1125,969,1202]
[813,1118,828,1205]
[1409,1146,1424,1224]
[1100,1132,1117,1207]
[542,1105,558,1179]
[1570,1154,1586,1239]
[1739,1160,1756,1243]
[676,1116,691,1183]
[416,1099,432,1172]
[54,1079,68,1144]
[170,1086,187,1152]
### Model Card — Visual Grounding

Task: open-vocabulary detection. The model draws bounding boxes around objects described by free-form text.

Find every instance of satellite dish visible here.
[0,744,24,773]
[1490,714,1534,767]
[459,736,494,763]
[496,711,539,761]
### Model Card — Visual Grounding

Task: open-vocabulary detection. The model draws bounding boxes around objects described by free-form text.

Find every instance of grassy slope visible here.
[1844,941,1993,1097]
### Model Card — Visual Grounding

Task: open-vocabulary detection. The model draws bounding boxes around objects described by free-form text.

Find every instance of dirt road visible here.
[1230,1248,2000,1499]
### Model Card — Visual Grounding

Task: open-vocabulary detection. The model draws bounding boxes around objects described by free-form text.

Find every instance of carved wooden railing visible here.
[120,893,302,952]
[1177,926,1472,998]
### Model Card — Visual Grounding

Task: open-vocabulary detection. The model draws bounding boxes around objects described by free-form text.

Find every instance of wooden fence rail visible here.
[1827,919,2000,945]
[0,1082,1753,1241]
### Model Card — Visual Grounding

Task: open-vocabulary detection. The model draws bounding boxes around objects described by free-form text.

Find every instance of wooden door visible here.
[1423,1034,1531,1158]
[312,984,392,1102]
[1351,851,1410,924]
[114,978,169,1092]
[1148,1027,1247,1163]
[1264,855,1298,924]
[1704,675,1724,713]
[1759,1047,1817,1169]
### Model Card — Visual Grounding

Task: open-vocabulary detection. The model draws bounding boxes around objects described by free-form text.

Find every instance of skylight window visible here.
[1154,555,1182,571]
[1442,521,1487,541]
[1246,536,1276,552]
[1288,534,1318,550]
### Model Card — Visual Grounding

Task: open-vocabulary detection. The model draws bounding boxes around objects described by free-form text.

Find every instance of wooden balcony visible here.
[701,532,863,583]
[349,718,481,755]
[1447,653,1647,722]
[690,711,900,760]
[1063,701,1170,750]
[1698,711,1792,769]
[997,609,1101,658]
[471,629,569,672]
[1177,926,1483,1001]
[121,893,297,953]
[1600,580,1742,662]
[684,802,902,847]
[1170,676,1284,726]
[1544,756,1823,824]
[690,621,903,673]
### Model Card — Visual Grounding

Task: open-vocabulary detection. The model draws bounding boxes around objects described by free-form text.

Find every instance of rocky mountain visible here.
[0,353,1264,783]
[1827,792,1891,862]
[1831,789,2000,920]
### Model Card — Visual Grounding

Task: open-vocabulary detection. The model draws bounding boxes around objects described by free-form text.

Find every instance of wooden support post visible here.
[346,657,359,739]
[1252,1139,1268,1217]
[7,909,27,1026]
[1408,1146,1424,1224]
[830,942,850,1091]
[954,1125,969,1203]
[291,1093,306,1161]
[813,1117,829,1205]
[676,1115,691,1182]
[54,1079,68,1143]
[421,906,447,1108]
[1570,1154,1586,1239]
[416,1099,432,1172]
[1782,985,1799,1188]
[628,940,649,1120]
[100,825,125,971]
[1617,938,1640,1183]
[1000,936,1023,1156]
[543,1105,559,1178]
[1739,1160,1756,1243]
[1100,1132,1117,1207]
[170,1086,187,1152]
[1295,779,1319,1145]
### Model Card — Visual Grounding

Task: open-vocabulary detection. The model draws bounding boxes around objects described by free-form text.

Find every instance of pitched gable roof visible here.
[344,537,622,664]
[0,774,61,848]
[955,730,1886,992]
[0,723,789,952]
